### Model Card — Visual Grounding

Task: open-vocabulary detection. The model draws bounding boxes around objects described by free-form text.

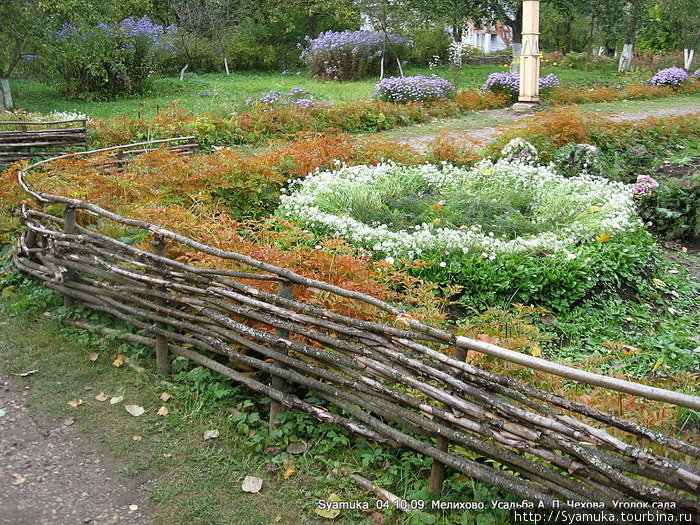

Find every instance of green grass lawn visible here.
[9,62,633,120]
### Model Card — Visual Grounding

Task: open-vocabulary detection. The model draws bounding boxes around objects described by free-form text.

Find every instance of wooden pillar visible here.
[514,0,541,112]
[428,346,468,495]
[269,279,294,429]
[62,206,77,307]
[153,236,171,376]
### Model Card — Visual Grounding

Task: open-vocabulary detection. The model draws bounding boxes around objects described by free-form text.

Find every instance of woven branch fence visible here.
[13,139,700,517]
[0,119,89,165]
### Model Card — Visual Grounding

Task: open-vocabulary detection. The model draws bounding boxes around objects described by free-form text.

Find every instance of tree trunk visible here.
[309,14,319,39]
[1,78,12,110]
[509,1,524,74]
[618,16,636,72]
[452,24,463,43]
[684,49,695,69]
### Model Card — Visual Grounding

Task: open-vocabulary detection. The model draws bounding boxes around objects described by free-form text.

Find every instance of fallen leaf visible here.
[652,278,667,289]
[315,493,341,519]
[109,396,124,405]
[125,405,145,417]
[94,392,108,402]
[159,392,172,402]
[11,473,26,486]
[13,370,38,377]
[241,475,263,493]
[88,353,99,362]
[83,385,93,391]
[0,409,5,418]
[682,247,687,253]
[203,429,219,440]
[129,504,139,511]
[652,361,663,372]
[157,406,169,416]
[132,435,143,441]
[283,467,295,479]
[540,314,557,327]
[112,354,125,367]
[67,399,83,408]
[63,417,75,426]
[530,346,542,358]
[286,441,306,455]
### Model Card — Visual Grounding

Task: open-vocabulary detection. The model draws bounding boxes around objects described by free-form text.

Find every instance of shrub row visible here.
[89,93,510,147]
[547,79,700,105]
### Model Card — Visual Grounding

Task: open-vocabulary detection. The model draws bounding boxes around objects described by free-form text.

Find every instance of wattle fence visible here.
[0,119,89,165]
[14,139,700,518]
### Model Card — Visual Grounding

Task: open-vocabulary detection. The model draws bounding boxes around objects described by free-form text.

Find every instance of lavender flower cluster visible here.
[57,17,174,50]
[372,75,456,104]
[649,67,689,87]
[245,87,329,110]
[481,72,560,99]
[301,30,409,81]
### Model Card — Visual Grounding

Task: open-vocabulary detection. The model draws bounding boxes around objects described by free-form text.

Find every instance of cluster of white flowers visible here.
[278,157,641,261]
[0,109,91,124]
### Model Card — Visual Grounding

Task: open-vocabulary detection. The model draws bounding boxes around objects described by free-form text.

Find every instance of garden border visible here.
[14,139,700,513]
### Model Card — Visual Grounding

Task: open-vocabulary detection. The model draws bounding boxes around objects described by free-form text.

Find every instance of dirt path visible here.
[0,375,152,524]
[389,102,700,155]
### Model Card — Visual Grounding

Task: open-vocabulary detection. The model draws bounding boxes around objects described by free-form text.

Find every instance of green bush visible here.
[637,173,700,240]
[43,17,175,98]
[407,25,452,65]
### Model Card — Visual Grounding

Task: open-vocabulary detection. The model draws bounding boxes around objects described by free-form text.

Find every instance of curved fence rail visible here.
[14,140,700,517]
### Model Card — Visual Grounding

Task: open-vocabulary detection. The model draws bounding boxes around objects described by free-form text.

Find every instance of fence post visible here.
[153,236,171,376]
[62,205,77,307]
[269,279,294,429]
[428,346,468,496]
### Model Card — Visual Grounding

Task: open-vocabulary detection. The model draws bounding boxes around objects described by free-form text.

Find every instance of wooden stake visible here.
[62,206,76,307]
[153,236,171,376]
[269,279,293,429]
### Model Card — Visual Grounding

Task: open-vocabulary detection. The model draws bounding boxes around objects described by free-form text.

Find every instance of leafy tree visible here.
[0,0,153,109]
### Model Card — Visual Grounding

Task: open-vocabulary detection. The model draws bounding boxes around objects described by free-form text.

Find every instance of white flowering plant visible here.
[278,156,654,309]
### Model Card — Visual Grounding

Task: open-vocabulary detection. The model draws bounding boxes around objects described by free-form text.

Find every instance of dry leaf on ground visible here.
[203,429,219,440]
[315,493,341,519]
[67,399,83,408]
[159,392,172,402]
[283,467,295,479]
[125,405,145,417]
[94,392,108,402]
[11,473,26,486]
[157,406,168,416]
[286,442,306,455]
[88,353,99,362]
[112,354,125,367]
[241,475,263,493]
[109,396,123,405]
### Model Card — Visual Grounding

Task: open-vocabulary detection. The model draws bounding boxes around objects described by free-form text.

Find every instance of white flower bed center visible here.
[278,160,640,260]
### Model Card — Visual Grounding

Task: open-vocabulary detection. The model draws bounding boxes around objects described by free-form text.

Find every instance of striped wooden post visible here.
[62,206,77,307]
[428,346,468,495]
[269,279,294,429]
[153,236,171,376]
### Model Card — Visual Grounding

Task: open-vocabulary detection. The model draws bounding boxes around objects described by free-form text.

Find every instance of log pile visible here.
[14,140,700,517]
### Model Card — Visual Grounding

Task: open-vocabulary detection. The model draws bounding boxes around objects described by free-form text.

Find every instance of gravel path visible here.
[0,376,152,525]
[393,103,700,154]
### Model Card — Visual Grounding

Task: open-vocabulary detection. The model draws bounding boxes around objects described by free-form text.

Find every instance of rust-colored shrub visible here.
[426,131,483,165]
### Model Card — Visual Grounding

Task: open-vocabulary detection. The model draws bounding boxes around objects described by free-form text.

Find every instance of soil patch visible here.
[0,375,152,524]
